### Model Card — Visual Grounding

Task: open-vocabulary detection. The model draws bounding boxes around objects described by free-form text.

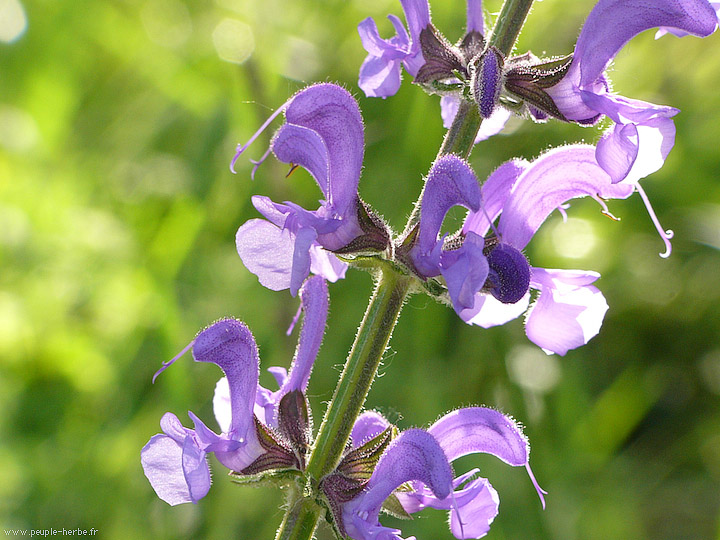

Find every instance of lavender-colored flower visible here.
[340,428,454,540]
[141,276,328,505]
[358,0,486,93]
[233,84,389,296]
[357,0,433,97]
[401,154,488,315]
[405,146,642,355]
[397,408,545,539]
[335,408,543,540]
[545,0,718,185]
[461,145,638,355]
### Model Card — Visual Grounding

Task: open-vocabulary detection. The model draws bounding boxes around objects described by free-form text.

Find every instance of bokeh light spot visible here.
[141,0,192,49]
[212,18,254,64]
[507,345,561,393]
[0,0,26,43]
[551,217,597,259]
[0,105,39,152]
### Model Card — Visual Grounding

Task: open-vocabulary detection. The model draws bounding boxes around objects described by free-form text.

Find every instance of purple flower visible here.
[401,154,488,316]
[336,408,543,540]
[463,145,641,355]
[357,0,432,97]
[358,0,484,98]
[340,428,454,540]
[233,83,389,296]
[545,0,718,184]
[141,277,328,505]
[405,146,643,355]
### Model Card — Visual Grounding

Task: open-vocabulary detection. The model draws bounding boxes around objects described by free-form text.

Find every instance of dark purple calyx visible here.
[483,241,531,304]
[504,52,573,122]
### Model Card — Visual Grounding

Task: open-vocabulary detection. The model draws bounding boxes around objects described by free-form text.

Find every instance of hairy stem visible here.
[274,495,322,540]
[275,1,535,538]
[488,0,535,56]
[307,269,411,480]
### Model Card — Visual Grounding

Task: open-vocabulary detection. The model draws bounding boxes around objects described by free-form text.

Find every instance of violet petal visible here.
[463,159,528,237]
[278,83,364,217]
[574,0,718,87]
[236,219,294,291]
[281,276,329,394]
[466,0,484,34]
[428,407,529,466]
[141,434,208,506]
[351,411,391,448]
[411,155,482,277]
[526,268,608,356]
[192,319,259,442]
[342,429,453,539]
[497,145,634,250]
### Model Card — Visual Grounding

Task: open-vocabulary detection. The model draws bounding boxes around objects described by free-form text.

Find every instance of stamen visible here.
[475,195,500,238]
[285,163,300,178]
[525,462,548,510]
[591,195,620,221]
[635,183,674,258]
[557,203,570,223]
[230,98,293,174]
[286,301,303,337]
[450,488,465,539]
[250,147,273,180]
[600,209,620,221]
[152,339,196,383]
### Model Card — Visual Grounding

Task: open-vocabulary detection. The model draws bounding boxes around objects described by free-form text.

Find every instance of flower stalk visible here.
[487,0,535,56]
[275,1,535,538]
[274,267,412,540]
[274,495,323,540]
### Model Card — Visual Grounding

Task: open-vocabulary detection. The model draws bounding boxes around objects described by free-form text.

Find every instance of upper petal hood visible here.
[496,145,634,249]
[192,319,260,442]
[573,0,718,87]
[272,83,364,218]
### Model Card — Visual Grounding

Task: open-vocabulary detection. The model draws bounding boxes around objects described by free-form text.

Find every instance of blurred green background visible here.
[2,0,720,538]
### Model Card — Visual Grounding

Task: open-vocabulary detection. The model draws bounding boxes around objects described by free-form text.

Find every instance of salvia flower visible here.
[330,407,543,540]
[399,154,488,315]
[233,83,390,296]
[462,145,640,355]
[403,145,641,355]
[358,0,484,94]
[544,0,718,185]
[358,0,515,141]
[141,276,328,505]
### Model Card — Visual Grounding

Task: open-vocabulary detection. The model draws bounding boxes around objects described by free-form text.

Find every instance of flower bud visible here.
[471,46,505,119]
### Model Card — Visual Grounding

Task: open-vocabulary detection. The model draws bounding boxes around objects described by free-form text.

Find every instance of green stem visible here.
[488,0,535,57]
[438,99,482,159]
[274,495,322,540]
[306,269,411,480]
[274,2,535,539]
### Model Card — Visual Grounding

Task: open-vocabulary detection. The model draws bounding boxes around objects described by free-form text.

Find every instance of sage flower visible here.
[460,145,637,355]
[404,146,641,355]
[141,277,328,505]
[233,83,389,296]
[545,0,718,185]
[336,408,543,539]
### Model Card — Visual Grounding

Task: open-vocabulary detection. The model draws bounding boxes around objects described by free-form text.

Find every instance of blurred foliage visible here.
[2,0,720,539]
